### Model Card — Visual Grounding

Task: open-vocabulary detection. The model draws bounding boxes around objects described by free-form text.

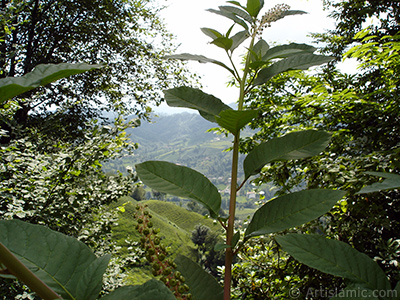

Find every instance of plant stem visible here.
[0,242,62,300]
[223,33,256,300]
[223,133,240,300]
[238,35,256,110]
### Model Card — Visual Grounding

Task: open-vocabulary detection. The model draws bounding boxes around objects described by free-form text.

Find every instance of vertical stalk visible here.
[223,34,256,300]
[0,242,62,300]
[223,133,240,300]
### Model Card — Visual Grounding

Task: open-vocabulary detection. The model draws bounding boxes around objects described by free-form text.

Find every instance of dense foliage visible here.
[0,117,137,240]
[316,0,400,59]
[237,1,400,297]
[0,0,193,298]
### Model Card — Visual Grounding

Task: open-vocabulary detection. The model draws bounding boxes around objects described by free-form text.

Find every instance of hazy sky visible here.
[155,0,337,113]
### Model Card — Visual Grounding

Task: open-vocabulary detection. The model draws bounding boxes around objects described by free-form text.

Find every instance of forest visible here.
[0,0,399,299]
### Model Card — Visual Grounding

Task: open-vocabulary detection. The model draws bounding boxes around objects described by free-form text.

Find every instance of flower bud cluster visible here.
[134,204,192,300]
[256,3,290,35]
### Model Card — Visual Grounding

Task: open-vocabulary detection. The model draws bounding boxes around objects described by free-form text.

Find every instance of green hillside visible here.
[111,197,223,284]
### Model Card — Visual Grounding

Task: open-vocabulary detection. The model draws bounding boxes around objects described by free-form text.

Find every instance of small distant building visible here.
[246,191,256,199]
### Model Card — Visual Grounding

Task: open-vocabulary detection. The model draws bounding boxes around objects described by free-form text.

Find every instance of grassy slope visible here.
[111,197,223,284]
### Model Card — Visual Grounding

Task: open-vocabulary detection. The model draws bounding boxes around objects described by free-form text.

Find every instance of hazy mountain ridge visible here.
[128,112,217,146]
[107,112,234,179]
[107,109,259,182]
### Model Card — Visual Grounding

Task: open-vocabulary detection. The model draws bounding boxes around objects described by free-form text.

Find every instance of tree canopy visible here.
[0,0,193,142]
[315,0,400,59]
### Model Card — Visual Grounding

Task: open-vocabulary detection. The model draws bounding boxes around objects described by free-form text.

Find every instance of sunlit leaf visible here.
[163,86,231,123]
[243,130,331,180]
[246,0,262,17]
[356,172,400,194]
[254,54,334,85]
[0,63,103,103]
[135,161,221,218]
[211,37,234,51]
[216,109,258,136]
[245,189,345,238]
[276,234,392,293]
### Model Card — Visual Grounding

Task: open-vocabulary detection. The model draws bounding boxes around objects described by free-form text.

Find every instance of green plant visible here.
[132,1,364,299]
[1,2,399,300]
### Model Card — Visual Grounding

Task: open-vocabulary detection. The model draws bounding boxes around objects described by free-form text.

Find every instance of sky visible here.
[154,0,338,114]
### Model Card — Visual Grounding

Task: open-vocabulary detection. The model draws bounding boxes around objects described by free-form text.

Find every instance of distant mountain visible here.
[127,112,217,147]
[105,112,233,179]
[107,110,257,182]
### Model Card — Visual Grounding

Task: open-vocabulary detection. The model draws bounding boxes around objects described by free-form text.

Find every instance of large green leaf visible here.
[243,130,331,180]
[356,172,400,194]
[262,43,317,61]
[164,53,235,77]
[175,255,223,300]
[254,53,334,85]
[216,109,258,136]
[135,161,221,218]
[100,280,175,300]
[163,87,231,123]
[0,220,109,300]
[0,63,103,103]
[276,234,392,295]
[245,189,345,238]
[249,39,270,69]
